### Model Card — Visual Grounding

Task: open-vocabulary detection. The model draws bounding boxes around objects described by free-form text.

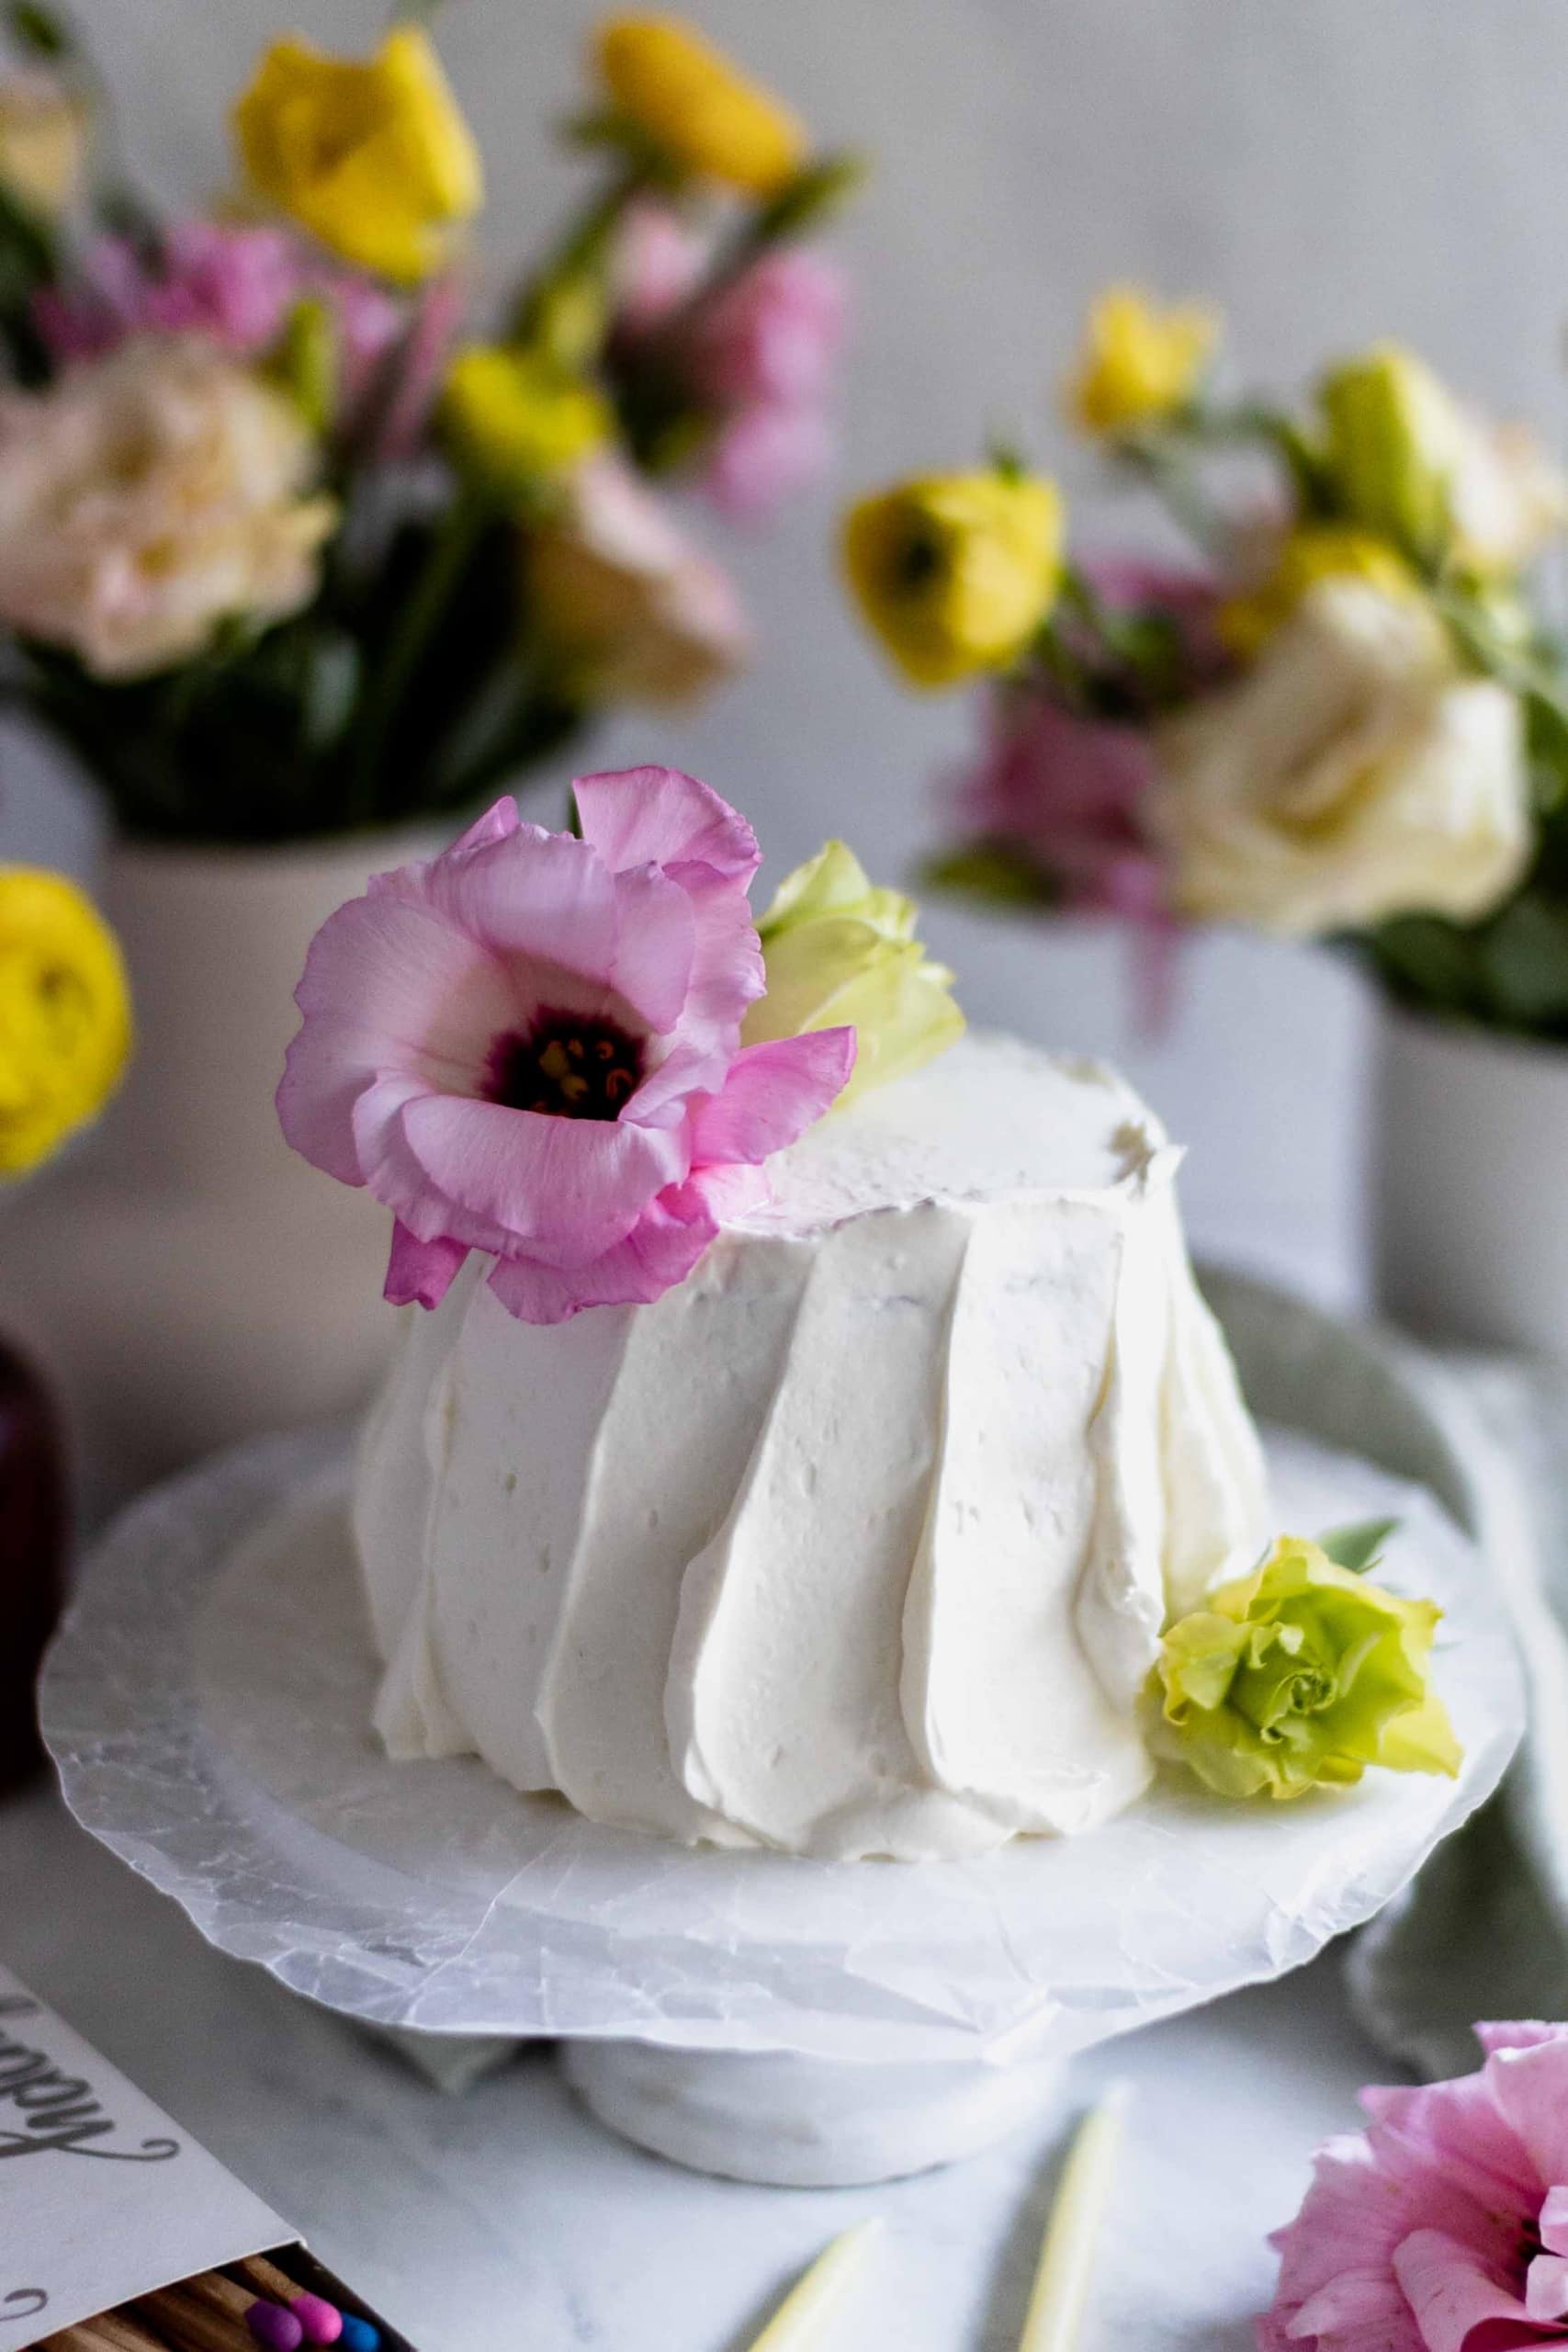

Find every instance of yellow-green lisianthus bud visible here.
[742,840,964,1107]
[232,27,482,284]
[1149,1534,1461,1802]
[442,345,612,493]
[840,472,1064,690]
[1219,526,1421,657]
[593,15,807,197]
[0,866,130,1177]
[1317,344,1471,565]
[1066,284,1218,435]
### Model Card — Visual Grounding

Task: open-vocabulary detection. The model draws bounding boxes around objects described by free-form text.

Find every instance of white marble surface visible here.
[0,1776,1393,2351]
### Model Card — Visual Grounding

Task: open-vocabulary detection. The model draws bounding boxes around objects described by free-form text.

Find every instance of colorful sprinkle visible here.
[245,2303,304,2352]
[288,2294,343,2346]
[336,2318,380,2352]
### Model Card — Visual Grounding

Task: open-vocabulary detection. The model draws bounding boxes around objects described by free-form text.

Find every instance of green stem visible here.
[507,163,649,346]
[347,488,488,823]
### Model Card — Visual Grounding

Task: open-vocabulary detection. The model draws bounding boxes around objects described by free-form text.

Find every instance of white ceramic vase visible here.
[1373,1001,1568,1368]
[0,828,437,1498]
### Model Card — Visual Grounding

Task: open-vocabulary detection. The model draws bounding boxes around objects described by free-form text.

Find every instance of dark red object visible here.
[0,1334,67,1792]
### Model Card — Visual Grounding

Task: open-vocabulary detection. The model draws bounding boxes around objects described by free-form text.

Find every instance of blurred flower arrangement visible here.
[844,288,1568,1039]
[0,6,859,842]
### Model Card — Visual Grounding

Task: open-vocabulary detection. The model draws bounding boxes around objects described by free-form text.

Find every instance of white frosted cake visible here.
[354,1031,1267,1861]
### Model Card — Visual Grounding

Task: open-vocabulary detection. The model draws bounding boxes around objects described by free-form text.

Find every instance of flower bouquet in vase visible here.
[844,289,1568,1363]
[0,6,859,1475]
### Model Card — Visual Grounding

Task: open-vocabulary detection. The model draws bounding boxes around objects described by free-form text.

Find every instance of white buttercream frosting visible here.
[355,1032,1268,1861]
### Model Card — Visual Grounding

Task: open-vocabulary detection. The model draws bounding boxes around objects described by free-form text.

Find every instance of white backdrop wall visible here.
[9,0,1568,1302]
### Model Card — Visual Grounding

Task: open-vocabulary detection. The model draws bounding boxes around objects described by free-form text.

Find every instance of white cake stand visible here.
[42,1276,1521,2188]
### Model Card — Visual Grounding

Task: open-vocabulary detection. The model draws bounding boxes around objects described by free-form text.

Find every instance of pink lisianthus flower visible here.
[688,249,848,412]
[1261,2021,1568,2352]
[704,399,834,523]
[35,222,401,407]
[277,770,855,1325]
[614,200,707,334]
[959,684,1166,924]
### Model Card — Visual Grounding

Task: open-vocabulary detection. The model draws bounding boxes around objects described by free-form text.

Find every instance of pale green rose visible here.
[1149,1533,1461,1801]
[1317,344,1470,564]
[743,841,964,1108]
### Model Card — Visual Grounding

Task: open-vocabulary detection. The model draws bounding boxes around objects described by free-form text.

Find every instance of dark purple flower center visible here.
[485,1010,644,1121]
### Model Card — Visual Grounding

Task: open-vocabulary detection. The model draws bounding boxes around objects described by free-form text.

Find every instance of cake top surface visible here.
[734,1031,1167,1237]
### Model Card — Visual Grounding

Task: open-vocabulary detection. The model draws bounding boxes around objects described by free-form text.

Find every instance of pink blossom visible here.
[615,200,706,333]
[277,771,854,1325]
[703,400,834,522]
[1261,2021,1568,2352]
[689,250,848,411]
[35,223,400,406]
[958,685,1166,920]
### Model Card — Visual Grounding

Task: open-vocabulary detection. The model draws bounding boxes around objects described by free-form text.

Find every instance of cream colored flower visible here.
[0,67,88,217]
[526,451,750,707]
[1448,418,1568,576]
[0,334,333,680]
[1149,579,1531,936]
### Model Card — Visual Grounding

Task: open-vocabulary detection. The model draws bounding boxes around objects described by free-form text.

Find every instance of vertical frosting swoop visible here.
[355,1033,1268,1861]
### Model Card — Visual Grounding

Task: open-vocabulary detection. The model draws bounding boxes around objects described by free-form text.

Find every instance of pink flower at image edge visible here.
[276,769,855,1324]
[1261,2020,1568,2352]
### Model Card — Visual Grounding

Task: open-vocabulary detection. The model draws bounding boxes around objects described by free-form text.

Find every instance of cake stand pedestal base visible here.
[560,2041,1063,2188]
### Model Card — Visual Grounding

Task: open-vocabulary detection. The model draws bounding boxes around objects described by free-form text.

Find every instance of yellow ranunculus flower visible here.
[1316,343,1471,565]
[743,841,963,1108]
[1066,285,1218,435]
[231,28,482,284]
[1219,526,1420,657]
[0,68,89,219]
[0,868,130,1177]
[841,472,1064,690]
[442,345,611,491]
[594,16,807,197]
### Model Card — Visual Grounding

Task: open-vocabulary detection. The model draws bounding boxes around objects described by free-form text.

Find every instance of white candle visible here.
[747,2221,883,2350]
[1016,2085,1132,2352]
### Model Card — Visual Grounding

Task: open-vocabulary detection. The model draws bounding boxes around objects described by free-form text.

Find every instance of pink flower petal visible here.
[1539,2190,1568,2262]
[1526,2255,1568,2324]
[1484,2044,1568,2205]
[486,1178,720,1324]
[574,766,761,883]
[385,1223,468,1309]
[1477,2026,1568,2059]
[421,821,619,982]
[610,861,696,1035]
[1391,2228,1543,2352]
[396,1089,685,1260]
[278,894,515,1182]
[688,1029,856,1168]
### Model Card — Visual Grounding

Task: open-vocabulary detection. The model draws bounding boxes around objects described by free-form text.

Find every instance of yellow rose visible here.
[841,472,1064,689]
[743,841,964,1108]
[594,16,807,197]
[232,27,481,283]
[1066,285,1217,435]
[0,867,130,1177]
[1219,526,1420,656]
[443,345,611,492]
[0,67,88,218]
[1149,578,1531,936]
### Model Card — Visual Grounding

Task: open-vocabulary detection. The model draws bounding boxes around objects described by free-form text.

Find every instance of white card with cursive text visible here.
[0,1962,294,2344]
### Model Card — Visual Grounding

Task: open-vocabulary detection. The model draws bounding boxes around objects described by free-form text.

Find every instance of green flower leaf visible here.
[1316,1516,1400,1575]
